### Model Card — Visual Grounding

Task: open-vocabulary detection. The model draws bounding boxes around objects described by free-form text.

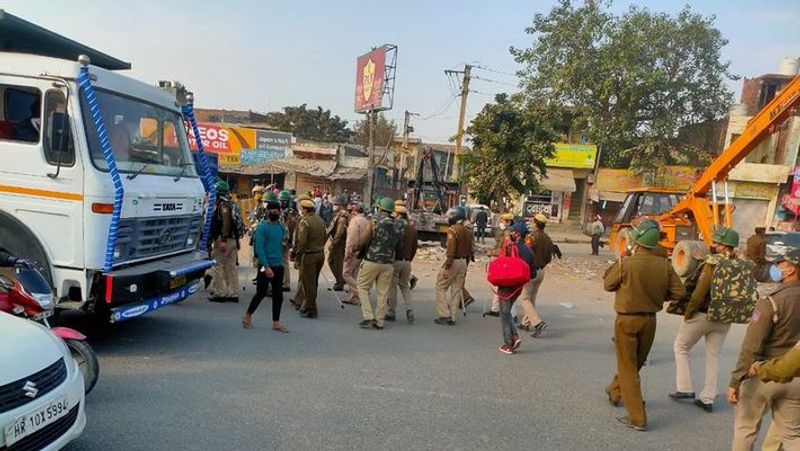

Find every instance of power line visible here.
[473,64,518,78]
[419,94,459,121]
[473,75,519,88]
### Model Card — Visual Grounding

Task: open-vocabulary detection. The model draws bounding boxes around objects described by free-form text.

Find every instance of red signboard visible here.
[354,47,386,112]
[781,165,800,214]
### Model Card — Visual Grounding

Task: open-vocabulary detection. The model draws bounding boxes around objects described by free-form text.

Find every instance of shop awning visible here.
[540,168,576,192]
[599,191,628,203]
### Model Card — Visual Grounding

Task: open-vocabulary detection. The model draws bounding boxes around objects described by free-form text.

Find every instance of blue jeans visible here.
[498,287,520,344]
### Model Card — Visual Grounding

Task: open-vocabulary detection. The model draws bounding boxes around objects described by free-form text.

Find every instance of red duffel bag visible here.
[487,243,531,288]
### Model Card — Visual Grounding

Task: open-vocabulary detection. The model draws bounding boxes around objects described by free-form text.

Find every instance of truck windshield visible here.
[81,89,197,178]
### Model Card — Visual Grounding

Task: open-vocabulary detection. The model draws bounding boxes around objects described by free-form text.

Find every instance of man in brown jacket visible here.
[326,195,349,291]
[435,207,474,325]
[387,204,418,323]
[728,250,800,450]
[603,220,685,432]
[518,213,554,337]
[745,227,768,281]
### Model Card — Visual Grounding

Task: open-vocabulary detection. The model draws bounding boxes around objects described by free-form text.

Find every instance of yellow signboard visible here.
[546,143,598,169]
[733,181,776,201]
[218,153,241,166]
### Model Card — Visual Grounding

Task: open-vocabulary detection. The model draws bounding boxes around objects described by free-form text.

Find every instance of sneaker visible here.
[406,309,415,324]
[409,275,418,290]
[203,274,212,290]
[668,391,696,401]
[485,311,500,317]
[358,320,373,329]
[511,334,522,351]
[694,399,713,413]
[616,416,647,432]
[385,315,397,322]
[498,344,514,354]
[531,321,548,338]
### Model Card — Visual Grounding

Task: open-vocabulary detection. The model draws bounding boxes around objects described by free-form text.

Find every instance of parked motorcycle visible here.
[0,259,99,394]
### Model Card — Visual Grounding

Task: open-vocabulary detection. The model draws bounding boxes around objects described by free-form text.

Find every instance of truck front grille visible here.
[115,215,202,264]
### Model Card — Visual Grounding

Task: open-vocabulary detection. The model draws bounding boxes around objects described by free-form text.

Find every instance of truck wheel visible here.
[672,240,708,277]
[0,212,53,287]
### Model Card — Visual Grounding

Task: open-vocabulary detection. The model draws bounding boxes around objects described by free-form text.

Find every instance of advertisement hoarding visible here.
[546,143,598,169]
[354,47,387,112]
[187,125,291,166]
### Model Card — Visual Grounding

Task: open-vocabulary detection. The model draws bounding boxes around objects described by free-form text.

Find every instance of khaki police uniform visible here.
[755,343,800,384]
[344,213,369,304]
[211,198,240,299]
[388,220,418,317]
[435,221,474,320]
[730,280,800,450]
[603,246,685,429]
[518,227,553,328]
[357,215,404,327]
[295,210,327,316]
[327,209,349,289]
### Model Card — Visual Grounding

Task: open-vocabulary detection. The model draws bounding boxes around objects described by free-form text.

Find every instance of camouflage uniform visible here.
[357,214,405,327]
[673,253,757,407]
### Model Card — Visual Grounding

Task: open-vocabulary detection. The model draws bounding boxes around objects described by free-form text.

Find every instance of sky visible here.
[4,0,798,143]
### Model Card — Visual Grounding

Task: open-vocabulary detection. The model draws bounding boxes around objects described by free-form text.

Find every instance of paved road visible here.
[62,244,765,450]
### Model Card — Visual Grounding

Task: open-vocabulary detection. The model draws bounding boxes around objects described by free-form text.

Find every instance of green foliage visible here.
[265,104,353,142]
[511,0,736,175]
[351,113,398,148]
[460,94,557,204]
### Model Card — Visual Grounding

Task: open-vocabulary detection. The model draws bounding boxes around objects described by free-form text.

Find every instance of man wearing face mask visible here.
[327,195,350,291]
[485,213,515,317]
[728,250,800,450]
[670,227,755,413]
[434,206,474,325]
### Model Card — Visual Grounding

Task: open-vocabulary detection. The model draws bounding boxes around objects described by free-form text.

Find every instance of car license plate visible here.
[169,275,186,289]
[4,397,69,446]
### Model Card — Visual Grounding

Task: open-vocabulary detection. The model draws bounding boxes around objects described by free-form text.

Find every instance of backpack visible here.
[707,254,759,324]
[487,243,531,289]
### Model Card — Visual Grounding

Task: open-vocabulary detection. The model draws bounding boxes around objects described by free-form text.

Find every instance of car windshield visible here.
[81,89,197,178]
[766,233,800,248]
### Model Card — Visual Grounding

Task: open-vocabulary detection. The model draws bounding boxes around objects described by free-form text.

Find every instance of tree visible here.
[511,1,735,176]
[351,113,398,148]
[460,94,557,204]
[265,104,353,142]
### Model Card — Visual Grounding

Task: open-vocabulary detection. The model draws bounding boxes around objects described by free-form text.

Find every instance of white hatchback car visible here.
[0,312,86,450]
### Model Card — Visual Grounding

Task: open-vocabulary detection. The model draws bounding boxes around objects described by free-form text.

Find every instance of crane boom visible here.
[670,74,800,217]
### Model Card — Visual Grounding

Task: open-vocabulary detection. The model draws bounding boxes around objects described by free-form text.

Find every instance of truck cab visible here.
[0,12,212,322]
[608,188,687,255]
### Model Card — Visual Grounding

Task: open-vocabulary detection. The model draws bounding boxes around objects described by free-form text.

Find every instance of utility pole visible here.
[401,110,419,184]
[444,64,471,193]
[364,110,376,205]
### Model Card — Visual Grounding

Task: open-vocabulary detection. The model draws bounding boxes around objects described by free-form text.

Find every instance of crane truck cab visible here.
[0,11,213,323]
[608,188,686,255]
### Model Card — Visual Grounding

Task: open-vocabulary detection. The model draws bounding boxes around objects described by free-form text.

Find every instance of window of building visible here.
[758,84,777,110]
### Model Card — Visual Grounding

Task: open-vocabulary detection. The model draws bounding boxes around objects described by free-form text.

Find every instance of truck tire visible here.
[0,211,53,287]
[672,240,708,277]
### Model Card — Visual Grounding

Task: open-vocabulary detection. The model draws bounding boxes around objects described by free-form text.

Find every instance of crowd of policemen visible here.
[206,180,799,447]
[604,219,800,448]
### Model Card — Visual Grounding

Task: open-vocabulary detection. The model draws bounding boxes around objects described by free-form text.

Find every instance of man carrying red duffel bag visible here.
[488,223,536,354]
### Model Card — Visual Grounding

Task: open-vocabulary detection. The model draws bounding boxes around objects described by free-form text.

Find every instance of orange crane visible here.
[609,74,800,269]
